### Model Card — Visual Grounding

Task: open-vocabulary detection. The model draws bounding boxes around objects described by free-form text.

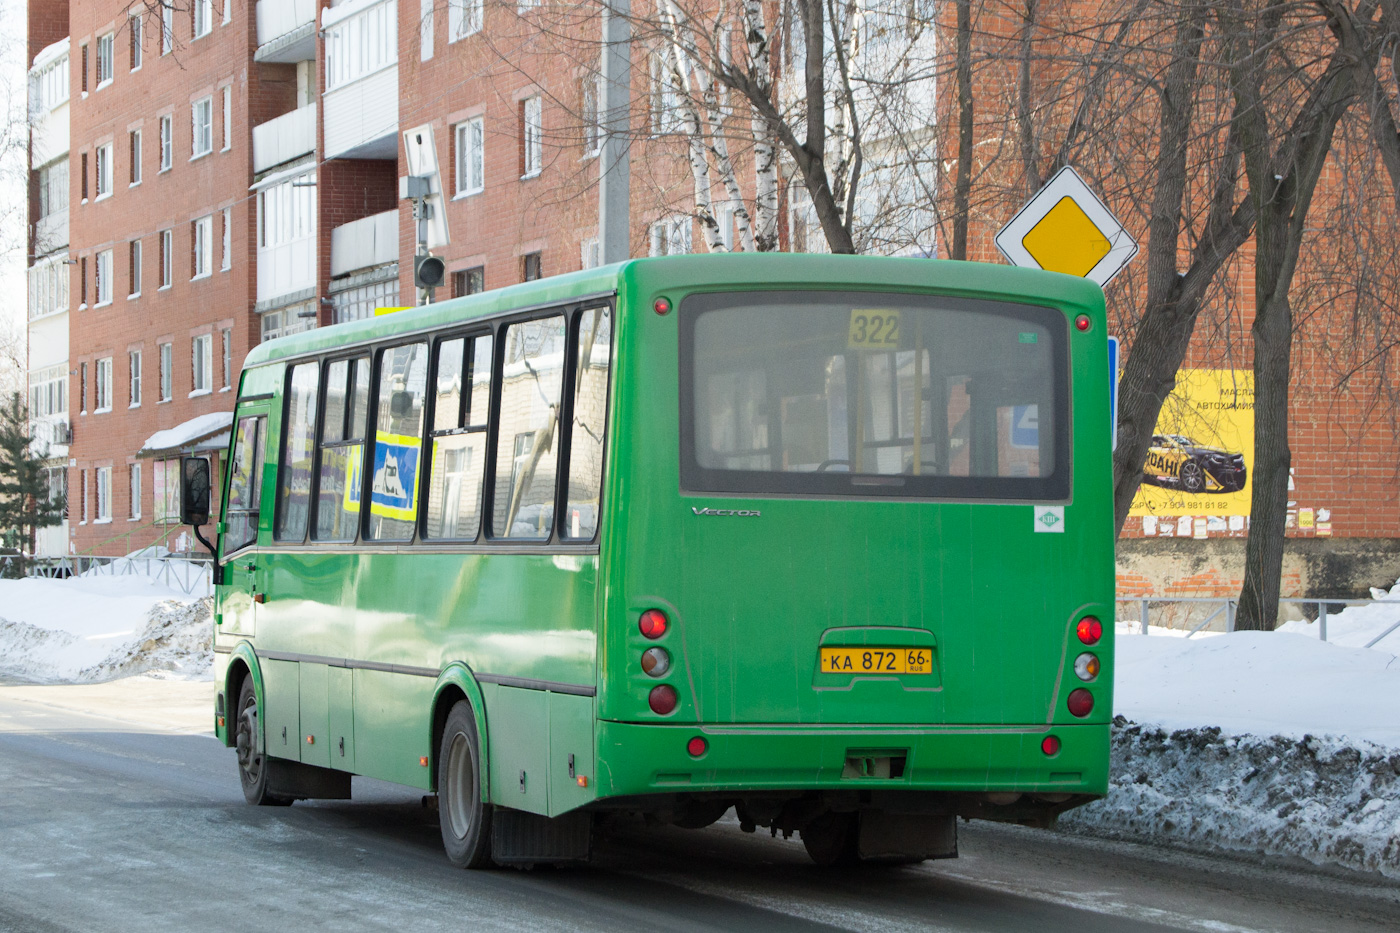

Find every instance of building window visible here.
[221,86,231,151]
[650,54,684,134]
[650,215,692,256]
[129,463,142,519]
[159,114,172,171]
[581,237,600,269]
[522,252,542,281]
[330,279,399,325]
[80,43,88,94]
[582,76,603,156]
[129,240,142,296]
[27,255,69,320]
[192,97,213,157]
[160,229,173,288]
[79,362,87,414]
[33,53,69,112]
[260,301,317,342]
[192,334,213,393]
[96,467,112,522]
[221,328,232,388]
[95,143,112,199]
[162,1,174,55]
[130,14,143,70]
[521,96,542,178]
[221,209,232,270]
[257,172,316,249]
[96,33,114,87]
[453,267,484,297]
[324,1,398,91]
[449,0,483,40]
[80,152,88,201]
[129,130,142,185]
[28,364,68,420]
[129,350,142,406]
[455,117,484,196]
[79,256,87,306]
[420,0,434,60]
[38,160,69,218]
[192,215,212,279]
[223,0,231,25]
[95,249,113,305]
[193,0,213,38]
[95,358,113,412]
[159,342,172,400]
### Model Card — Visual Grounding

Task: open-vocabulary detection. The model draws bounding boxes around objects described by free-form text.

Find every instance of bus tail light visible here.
[1067,688,1094,718]
[1076,616,1102,645]
[648,685,678,715]
[641,647,671,677]
[1041,735,1060,756]
[687,736,707,757]
[639,609,668,639]
[1074,653,1100,681]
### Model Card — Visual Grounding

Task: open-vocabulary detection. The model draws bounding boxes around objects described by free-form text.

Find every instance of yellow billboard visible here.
[1130,369,1253,518]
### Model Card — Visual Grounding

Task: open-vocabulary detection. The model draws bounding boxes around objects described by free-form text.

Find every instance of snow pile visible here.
[1278,578,1400,650]
[0,575,212,683]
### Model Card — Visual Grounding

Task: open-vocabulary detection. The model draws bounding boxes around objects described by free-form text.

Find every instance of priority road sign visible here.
[995,166,1138,287]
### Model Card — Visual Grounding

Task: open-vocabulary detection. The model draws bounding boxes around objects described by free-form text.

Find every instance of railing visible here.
[253,104,316,174]
[26,554,211,597]
[1116,596,1400,648]
[256,0,317,47]
[330,209,399,276]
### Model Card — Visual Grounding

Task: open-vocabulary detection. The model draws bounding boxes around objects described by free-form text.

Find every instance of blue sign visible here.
[1108,336,1119,451]
[1010,405,1039,449]
[370,434,421,521]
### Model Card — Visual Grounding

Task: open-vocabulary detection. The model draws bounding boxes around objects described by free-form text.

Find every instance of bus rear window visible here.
[680,291,1069,501]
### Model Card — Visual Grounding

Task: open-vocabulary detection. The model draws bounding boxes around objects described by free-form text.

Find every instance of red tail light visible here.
[648,685,678,715]
[686,736,707,757]
[1076,616,1103,645]
[1067,688,1094,718]
[1075,314,1091,332]
[1041,735,1061,756]
[639,609,668,639]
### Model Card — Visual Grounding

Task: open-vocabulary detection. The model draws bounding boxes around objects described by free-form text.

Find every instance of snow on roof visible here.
[31,37,69,73]
[139,411,234,455]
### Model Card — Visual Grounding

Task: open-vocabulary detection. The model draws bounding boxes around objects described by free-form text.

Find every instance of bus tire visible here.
[438,700,494,868]
[801,811,858,867]
[234,678,292,807]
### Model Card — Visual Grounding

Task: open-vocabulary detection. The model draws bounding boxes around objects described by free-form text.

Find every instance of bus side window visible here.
[493,316,565,539]
[224,415,265,554]
[315,357,369,541]
[562,307,611,540]
[275,362,319,541]
[368,342,428,540]
[425,334,493,540]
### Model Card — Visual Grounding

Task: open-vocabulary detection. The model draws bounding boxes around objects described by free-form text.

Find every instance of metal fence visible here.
[22,554,212,597]
[1116,596,1400,648]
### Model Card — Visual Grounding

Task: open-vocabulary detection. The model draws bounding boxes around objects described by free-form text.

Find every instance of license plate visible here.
[819,647,934,675]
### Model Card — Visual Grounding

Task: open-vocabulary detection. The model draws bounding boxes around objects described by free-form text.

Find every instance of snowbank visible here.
[0,574,212,683]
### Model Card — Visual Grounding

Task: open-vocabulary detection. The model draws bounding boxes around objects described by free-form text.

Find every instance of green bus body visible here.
[210,255,1114,862]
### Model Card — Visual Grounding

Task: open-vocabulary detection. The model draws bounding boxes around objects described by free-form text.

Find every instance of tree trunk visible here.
[951,0,973,260]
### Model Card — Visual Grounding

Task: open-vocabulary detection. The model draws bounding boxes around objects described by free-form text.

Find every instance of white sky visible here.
[1,1,33,390]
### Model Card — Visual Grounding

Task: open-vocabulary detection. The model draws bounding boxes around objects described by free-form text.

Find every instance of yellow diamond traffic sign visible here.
[995,166,1137,287]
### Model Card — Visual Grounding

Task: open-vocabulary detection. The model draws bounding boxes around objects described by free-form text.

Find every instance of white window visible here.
[581,237,600,269]
[522,96,542,178]
[95,249,113,305]
[129,14,143,70]
[38,160,69,217]
[28,256,69,320]
[221,86,231,151]
[28,364,68,419]
[223,0,231,24]
[129,350,142,406]
[193,215,213,278]
[194,0,213,38]
[716,201,736,250]
[650,215,692,256]
[449,0,483,41]
[162,2,174,54]
[192,97,213,157]
[130,130,142,185]
[95,357,113,412]
[420,0,434,61]
[129,463,142,519]
[455,117,484,196]
[129,240,142,296]
[582,76,603,156]
[160,229,173,288]
[159,114,172,170]
[324,1,398,91]
[221,328,232,388]
[192,334,213,393]
[221,208,232,270]
[651,55,684,134]
[159,342,172,400]
[96,33,114,87]
[96,467,112,522]
[257,172,316,249]
[33,53,69,112]
[95,143,112,199]
[518,0,540,12]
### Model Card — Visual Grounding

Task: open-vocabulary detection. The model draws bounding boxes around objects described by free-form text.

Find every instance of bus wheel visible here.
[234,678,291,806]
[801,811,858,866]
[438,700,494,868]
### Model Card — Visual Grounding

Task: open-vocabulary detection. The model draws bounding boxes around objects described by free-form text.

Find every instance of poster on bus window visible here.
[1129,369,1254,518]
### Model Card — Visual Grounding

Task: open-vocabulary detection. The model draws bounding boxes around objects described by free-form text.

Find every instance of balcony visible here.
[34,209,68,255]
[322,0,398,160]
[255,0,317,62]
[253,104,316,174]
[30,100,68,168]
[331,210,399,277]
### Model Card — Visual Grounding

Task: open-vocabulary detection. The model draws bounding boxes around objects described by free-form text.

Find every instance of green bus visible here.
[191,254,1114,868]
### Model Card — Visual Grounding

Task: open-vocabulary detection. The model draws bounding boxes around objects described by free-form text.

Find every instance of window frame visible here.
[454,116,484,198]
[94,356,113,412]
[94,143,113,200]
[191,96,213,158]
[95,32,114,88]
[94,249,113,306]
[129,349,142,407]
[159,115,173,171]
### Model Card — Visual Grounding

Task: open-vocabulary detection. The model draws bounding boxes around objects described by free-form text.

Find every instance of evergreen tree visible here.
[0,393,64,576]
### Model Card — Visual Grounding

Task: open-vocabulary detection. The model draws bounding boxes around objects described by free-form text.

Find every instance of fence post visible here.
[1226,600,1236,633]
[1318,602,1327,642]
[1140,599,1150,635]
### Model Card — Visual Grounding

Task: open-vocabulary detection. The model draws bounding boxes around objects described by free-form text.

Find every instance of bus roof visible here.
[242,255,1104,369]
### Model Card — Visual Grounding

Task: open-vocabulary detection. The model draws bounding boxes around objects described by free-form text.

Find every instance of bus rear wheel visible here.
[438,700,494,868]
[235,678,291,806]
[801,811,858,866]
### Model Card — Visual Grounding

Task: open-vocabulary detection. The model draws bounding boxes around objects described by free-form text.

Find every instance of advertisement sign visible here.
[1130,369,1253,518]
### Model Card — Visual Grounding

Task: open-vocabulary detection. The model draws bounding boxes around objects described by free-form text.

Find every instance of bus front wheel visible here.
[438,700,494,868]
[235,678,291,807]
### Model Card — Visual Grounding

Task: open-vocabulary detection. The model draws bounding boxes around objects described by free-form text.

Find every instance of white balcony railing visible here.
[256,0,317,49]
[323,66,398,159]
[252,104,316,174]
[331,210,399,277]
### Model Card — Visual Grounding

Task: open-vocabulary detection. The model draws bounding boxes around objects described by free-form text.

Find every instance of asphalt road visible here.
[0,685,1397,933]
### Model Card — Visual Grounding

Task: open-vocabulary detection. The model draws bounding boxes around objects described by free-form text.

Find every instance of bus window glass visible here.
[224,415,264,553]
[315,356,369,541]
[275,363,319,540]
[494,316,565,539]
[563,307,611,539]
[425,334,493,540]
[349,357,369,440]
[368,342,427,540]
[682,292,1066,501]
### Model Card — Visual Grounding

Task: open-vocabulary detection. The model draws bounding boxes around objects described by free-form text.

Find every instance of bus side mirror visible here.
[180,457,212,526]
